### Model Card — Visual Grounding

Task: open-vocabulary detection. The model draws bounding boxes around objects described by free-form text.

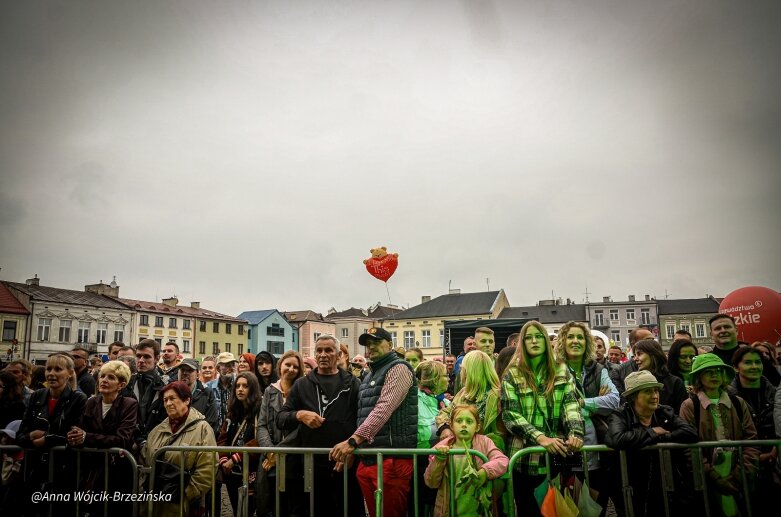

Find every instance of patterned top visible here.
[501,362,584,475]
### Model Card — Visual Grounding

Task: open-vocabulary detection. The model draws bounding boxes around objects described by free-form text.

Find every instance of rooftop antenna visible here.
[583,284,592,303]
[665,289,671,300]
[449,279,452,292]
[486,278,490,291]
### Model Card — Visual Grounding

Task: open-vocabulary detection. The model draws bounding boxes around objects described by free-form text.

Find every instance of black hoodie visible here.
[255,351,278,395]
[276,368,360,450]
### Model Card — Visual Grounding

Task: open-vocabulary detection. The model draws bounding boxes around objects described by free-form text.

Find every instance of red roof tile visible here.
[0,283,30,315]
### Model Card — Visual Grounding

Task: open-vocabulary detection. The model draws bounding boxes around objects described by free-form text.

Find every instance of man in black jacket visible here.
[277,334,364,516]
[72,346,96,396]
[177,358,219,437]
[121,339,166,447]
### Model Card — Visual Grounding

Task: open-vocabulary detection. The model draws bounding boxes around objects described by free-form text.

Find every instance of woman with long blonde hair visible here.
[501,320,584,516]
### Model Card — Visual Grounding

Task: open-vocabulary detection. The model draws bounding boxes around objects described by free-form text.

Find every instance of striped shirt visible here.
[354,363,414,443]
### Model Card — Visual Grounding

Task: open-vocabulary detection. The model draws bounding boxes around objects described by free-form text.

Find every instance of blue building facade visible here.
[237,309,296,357]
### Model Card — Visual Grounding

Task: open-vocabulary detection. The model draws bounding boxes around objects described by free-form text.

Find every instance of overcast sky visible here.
[2,1,779,317]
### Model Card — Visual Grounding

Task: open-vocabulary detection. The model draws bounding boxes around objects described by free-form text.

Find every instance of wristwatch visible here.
[348,437,359,448]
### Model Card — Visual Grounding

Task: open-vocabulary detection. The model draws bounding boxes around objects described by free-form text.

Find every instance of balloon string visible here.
[385,282,392,306]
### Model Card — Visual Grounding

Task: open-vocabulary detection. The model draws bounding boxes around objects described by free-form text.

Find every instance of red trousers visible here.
[356,458,414,517]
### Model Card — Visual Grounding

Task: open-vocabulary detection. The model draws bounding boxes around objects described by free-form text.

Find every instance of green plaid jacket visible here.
[501,362,584,475]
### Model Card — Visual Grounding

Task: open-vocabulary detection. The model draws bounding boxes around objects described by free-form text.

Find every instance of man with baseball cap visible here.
[330,327,418,517]
[177,358,219,435]
[208,352,237,426]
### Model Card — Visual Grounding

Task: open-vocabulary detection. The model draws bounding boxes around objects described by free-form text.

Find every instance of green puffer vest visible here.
[357,352,418,464]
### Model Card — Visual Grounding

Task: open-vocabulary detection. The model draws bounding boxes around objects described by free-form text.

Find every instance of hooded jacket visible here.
[277,367,360,450]
[255,351,278,395]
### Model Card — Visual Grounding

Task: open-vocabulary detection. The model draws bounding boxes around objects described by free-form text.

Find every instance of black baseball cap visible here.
[359,327,393,346]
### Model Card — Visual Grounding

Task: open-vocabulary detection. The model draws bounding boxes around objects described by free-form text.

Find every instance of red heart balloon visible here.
[365,254,398,283]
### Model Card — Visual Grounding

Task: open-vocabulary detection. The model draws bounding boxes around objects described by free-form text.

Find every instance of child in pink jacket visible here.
[424,404,509,516]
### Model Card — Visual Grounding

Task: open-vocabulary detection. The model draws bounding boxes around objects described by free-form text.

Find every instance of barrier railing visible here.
[506,439,780,517]
[152,445,489,517]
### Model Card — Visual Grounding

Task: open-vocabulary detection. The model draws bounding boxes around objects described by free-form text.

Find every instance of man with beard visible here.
[158,341,182,383]
[277,334,364,516]
[207,352,237,425]
[255,351,277,395]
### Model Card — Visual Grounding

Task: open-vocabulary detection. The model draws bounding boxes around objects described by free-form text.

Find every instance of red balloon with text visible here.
[719,286,781,343]
[363,247,399,283]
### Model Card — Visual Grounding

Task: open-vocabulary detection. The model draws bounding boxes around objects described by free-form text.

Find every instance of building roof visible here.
[326,307,368,319]
[388,291,503,319]
[656,298,721,315]
[5,281,130,310]
[283,310,326,323]
[370,305,404,319]
[118,297,246,323]
[0,282,29,315]
[326,304,404,321]
[237,310,279,325]
[498,304,587,323]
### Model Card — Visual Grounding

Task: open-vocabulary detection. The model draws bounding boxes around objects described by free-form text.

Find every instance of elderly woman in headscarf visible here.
[143,381,216,517]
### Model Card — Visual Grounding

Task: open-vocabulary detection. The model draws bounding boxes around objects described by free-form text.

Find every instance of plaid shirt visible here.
[501,362,584,475]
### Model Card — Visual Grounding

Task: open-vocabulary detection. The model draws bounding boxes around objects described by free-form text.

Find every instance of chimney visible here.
[566,297,572,305]
[162,296,179,307]
[448,289,461,295]
[645,294,650,301]
[603,296,611,303]
[190,301,200,309]
[26,275,40,286]
[422,295,431,303]
[85,279,119,298]
[628,295,636,302]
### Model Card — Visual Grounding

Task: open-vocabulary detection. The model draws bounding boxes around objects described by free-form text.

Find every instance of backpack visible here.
[690,392,743,426]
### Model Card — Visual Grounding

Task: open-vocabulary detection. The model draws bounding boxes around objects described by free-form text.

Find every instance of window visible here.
[199,341,206,354]
[96,323,108,344]
[225,343,231,353]
[679,321,690,334]
[695,323,706,338]
[313,332,321,341]
[59,320,71,342]
[626,309,636,323]
[422,330,431,348]
[238,325,244,335]
[199,321,206,332]
[594,311,604,327]
[114,325,124,343]
[248,329,252,340]
[140,315,149,326]
[268,341,284,355]
[213,322,219,333]
[641,308,651,325]
[183,340,190,353]
[3,320,17,341]
[363,328,368,336]
[183,320,191,330]
[268,324,285,337]
[155,316,163,327]
[237,344,243,355]
[611,330,621,344]
[390,331,397,347]
[77,321,90,343]
[154,338,162,345]
[404,331,415,348]
[609,309,619,323]
[666,324,676,340]
[440,329,445,345]
[341,328,349,338]
[169,318,177,328]
[212,342,219,354]
[226,324,232,334]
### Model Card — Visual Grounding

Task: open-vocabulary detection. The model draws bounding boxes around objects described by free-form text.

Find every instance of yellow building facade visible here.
[194,315,248,360]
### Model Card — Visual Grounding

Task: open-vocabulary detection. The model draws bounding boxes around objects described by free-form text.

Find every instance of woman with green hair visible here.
[501,320,584,517]
[436,350,504,449]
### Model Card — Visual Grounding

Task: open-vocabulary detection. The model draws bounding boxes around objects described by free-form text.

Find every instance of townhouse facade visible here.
[325,303,403,359]
[118,296,197,357]
[657,297,721,349]
[585,295,659,347]
[4,277,133,363]
[283,311,335,359]
[237,309,295,356]
[498,300,587,335]
[0,281,30,361]
[381,290,511,360]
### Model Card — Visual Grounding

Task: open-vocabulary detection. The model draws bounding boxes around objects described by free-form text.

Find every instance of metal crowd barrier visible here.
[153,445,489,517]
[506,439,780,517]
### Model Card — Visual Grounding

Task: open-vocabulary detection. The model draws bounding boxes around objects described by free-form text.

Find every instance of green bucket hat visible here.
[689,353,735,381]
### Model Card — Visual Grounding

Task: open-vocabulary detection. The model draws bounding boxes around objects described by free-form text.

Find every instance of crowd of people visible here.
[0,313,780,517]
